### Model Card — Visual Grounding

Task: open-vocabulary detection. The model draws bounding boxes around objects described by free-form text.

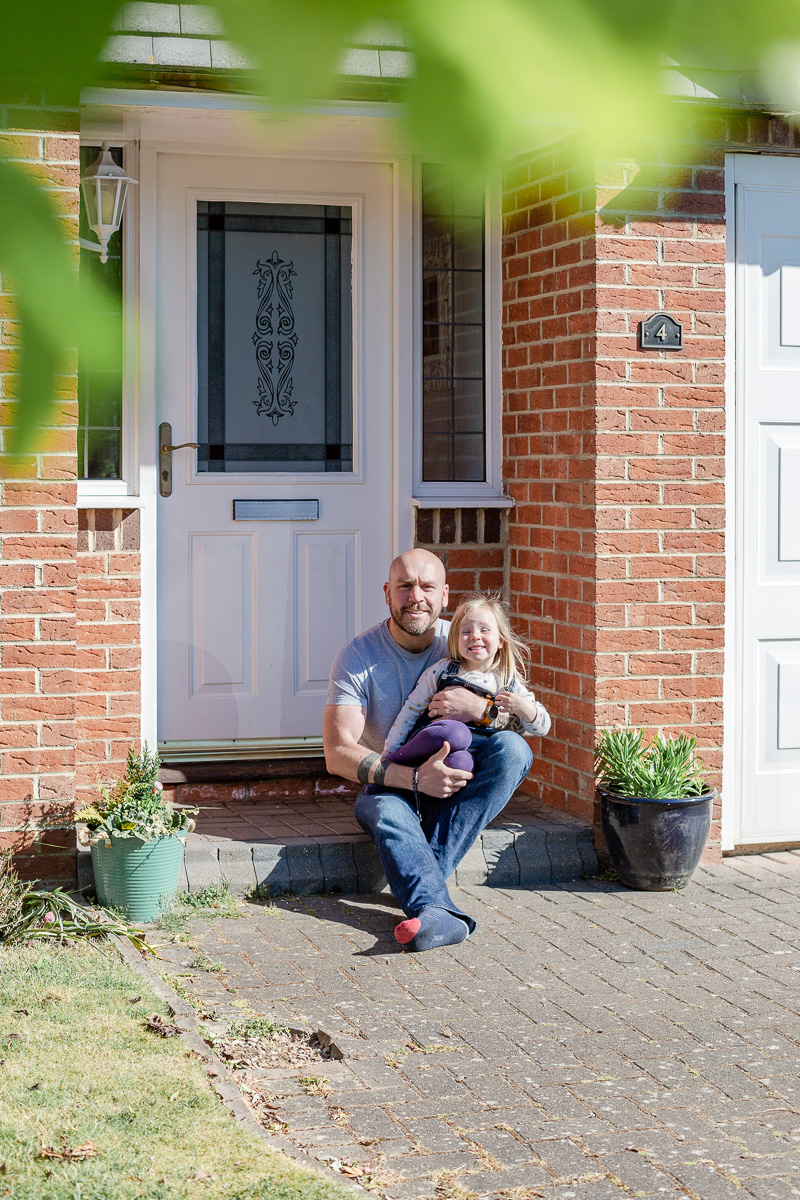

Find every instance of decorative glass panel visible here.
[196,202,353,473]
[421,165,486,482]
[78,146,123,480]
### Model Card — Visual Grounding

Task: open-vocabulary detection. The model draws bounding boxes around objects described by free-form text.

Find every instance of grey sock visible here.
[404,906,470,952]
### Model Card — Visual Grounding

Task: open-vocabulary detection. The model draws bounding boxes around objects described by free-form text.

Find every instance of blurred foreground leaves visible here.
[1,0,799,450]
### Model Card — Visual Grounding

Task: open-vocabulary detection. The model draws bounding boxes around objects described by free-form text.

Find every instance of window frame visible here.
[412,162,508,507]
[77,138,140,506]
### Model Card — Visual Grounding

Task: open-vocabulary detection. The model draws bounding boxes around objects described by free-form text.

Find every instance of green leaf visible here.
[0,0,119,106]
[0,154,118,454]
[595,728,710,798]
[214,0,392,103]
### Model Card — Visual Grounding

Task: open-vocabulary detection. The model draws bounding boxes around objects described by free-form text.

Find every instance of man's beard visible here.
[390,603,440,638]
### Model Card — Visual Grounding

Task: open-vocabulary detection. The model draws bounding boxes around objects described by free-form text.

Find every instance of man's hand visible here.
[416,742,472,800]
[427,686,487,723]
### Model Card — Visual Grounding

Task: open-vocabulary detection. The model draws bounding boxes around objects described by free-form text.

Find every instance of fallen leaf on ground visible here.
[193,1168,214,1180]
[127,996,142,1005]
[145,1014,181,1038]
[40,1140,98,1161]
[341,1164,364,1177]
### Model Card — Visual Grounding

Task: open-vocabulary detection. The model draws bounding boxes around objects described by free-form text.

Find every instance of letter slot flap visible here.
[233,499,319,521]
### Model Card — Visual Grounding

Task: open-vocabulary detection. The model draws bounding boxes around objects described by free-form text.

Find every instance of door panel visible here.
[189,534,254,696]
[156,153,393,748]
[738,172,800,841]
[293,532,358,693]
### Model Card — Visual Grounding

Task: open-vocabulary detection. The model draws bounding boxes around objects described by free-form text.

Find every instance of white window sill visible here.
[77,485,144,509]
[412,494,514,509]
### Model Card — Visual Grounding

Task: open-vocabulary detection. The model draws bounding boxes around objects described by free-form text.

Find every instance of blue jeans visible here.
[354,729,533,932]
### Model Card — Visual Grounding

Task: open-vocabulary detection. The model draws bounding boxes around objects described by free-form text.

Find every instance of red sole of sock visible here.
[394,918,421,945]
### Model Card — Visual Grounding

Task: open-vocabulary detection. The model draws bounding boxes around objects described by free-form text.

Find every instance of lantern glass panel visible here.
[77,146,124,480]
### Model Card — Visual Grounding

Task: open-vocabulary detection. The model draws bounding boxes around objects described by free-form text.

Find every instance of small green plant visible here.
[76,742,197,844]
[156,881,241,936]
[227,1015,288,1039]
[299,1075,332,1097]
[182,881,240,917]
[595,728,710,799]
[189,951,224,973]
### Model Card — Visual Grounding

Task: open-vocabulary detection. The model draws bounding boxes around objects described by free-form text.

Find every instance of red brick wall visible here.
[0,127,80,885]
[502,142,598,823]
[76,509,142,803]
[593,150,726,857]
[414,507,506,612]
[502,117,798,857]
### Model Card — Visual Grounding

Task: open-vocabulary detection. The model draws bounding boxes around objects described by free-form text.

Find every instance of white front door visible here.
[155,151,394,751]
[736,155,800,844]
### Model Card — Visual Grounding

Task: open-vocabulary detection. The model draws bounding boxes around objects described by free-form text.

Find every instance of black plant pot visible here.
[598,785,716,890]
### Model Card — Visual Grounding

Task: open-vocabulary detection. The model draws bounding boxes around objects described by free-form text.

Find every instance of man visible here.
[324,548,533,952]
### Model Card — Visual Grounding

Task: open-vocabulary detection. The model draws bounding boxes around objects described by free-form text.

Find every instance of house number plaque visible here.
[639,312,683,350]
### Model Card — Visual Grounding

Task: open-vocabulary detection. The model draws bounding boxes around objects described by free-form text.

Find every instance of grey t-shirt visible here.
[327,618,450,753]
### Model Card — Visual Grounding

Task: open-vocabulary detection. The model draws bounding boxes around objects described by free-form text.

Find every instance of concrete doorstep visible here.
[77,791,598,899]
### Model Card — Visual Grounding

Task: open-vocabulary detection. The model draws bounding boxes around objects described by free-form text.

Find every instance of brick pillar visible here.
[0,128,80,885]
[76,509,142,802]
[503,135,727,859]
[593,156,726,858]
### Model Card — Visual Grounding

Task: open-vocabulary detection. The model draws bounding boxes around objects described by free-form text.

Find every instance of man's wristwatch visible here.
[476,696,499,727]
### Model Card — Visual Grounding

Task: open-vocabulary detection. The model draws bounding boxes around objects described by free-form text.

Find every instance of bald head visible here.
[388,548,446,588]
[384,549,448,650]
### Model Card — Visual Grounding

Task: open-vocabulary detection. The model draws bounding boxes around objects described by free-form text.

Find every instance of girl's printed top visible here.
[383,658,552,758]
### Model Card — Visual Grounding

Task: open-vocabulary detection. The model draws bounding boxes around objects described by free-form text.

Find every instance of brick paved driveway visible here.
[160,854,800,1199]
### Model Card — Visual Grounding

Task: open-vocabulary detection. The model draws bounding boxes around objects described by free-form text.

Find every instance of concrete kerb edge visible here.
[102,924,369,1197]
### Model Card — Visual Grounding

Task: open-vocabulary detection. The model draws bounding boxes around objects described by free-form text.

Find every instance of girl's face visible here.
[457,606,503,670]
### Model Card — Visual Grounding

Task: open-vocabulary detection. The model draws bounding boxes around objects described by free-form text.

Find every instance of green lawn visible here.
[0,943,353,1200]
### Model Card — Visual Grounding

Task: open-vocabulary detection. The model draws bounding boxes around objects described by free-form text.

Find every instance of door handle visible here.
[158,422,200,497]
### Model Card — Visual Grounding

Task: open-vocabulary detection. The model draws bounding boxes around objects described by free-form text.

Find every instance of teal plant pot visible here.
[91,832,186,922]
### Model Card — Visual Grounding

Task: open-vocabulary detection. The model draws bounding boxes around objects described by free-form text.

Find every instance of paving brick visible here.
[251,843,291,895]
[545,828,585,880]
[216,844,257,894]
[404,1118,469,1153]
[353,840,386,893]
[481,828,520,886]
[668,1161,753,1197]
[284,843,323,894]
[183,845,223,893]
[514,828,552,885]
[319,841,357,893]
[453,842,488,887]
[468,1127,535,1164]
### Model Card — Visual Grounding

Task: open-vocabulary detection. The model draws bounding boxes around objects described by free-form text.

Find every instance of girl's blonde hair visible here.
[447,592,530,687]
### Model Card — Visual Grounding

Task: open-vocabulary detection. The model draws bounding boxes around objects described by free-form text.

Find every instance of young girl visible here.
[381,593,550,788]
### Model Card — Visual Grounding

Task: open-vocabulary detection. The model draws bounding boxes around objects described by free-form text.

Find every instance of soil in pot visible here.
[91,832,186,921]
[599,786,716,890]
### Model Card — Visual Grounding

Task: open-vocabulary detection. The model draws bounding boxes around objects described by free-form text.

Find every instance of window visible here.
[78,146,124,481]
[195,201,353,474]
[420,163,487,485]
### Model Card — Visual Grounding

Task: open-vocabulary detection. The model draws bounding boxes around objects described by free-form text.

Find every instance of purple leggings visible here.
[387,719,474,774]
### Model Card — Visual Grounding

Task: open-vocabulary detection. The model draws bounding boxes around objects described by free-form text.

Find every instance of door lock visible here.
[159,422,200,497]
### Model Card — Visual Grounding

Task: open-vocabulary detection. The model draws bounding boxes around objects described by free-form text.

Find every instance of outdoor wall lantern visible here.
[79,142,137,263]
